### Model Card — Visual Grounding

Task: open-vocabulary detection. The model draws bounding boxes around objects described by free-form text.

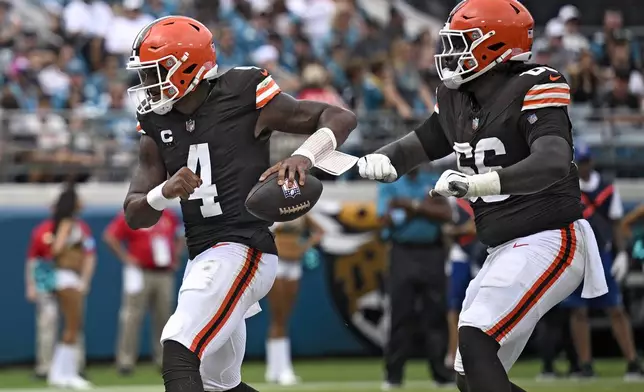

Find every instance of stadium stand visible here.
[0,0,642,182]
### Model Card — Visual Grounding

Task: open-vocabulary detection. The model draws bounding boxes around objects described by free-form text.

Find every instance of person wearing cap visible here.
[592,9,642,70]
[532,19,573,78]
[559,143,644,380]
[557,5,589,56]
[105,0,154,56]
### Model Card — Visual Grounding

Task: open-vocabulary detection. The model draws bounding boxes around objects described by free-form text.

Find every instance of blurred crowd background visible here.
[0,0,643,182]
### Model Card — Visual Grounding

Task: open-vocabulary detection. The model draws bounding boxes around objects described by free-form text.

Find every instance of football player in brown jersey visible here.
[358,1,608,391]
[122,16,357,392]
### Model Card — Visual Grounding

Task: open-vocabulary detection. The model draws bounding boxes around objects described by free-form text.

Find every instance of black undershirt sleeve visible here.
[497,107,573,195]
[413,113,454,161]
[374,113,453,177]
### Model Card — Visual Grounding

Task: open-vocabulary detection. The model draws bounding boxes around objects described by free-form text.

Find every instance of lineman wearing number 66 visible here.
[122,15,357,392]
[357,1,608,392]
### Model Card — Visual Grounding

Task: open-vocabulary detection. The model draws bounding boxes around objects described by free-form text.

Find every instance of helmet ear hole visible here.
[180,80,185,85]
[487,42,506,51]
[183,64,198,74]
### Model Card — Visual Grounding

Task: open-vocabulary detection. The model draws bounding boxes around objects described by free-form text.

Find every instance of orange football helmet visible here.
[127,16,218,115]
[435,0,534,89]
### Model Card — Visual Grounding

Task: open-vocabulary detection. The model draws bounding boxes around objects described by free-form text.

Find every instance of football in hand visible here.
[245,172,323,222]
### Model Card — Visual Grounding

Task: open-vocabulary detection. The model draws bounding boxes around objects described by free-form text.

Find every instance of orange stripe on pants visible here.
[485,224,577,342]
[189,247,261,358]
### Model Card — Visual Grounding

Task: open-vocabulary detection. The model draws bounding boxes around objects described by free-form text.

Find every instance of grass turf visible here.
[0,358,642,391]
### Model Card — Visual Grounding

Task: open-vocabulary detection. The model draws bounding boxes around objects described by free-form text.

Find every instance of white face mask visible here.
[127,54,183,115]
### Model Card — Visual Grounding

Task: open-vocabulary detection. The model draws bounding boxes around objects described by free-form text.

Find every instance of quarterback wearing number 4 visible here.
[122,16,356,392]
[358,1,608,392]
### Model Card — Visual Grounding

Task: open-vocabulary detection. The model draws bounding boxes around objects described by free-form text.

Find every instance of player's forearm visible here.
[496,136,571,195]
[316,105,357,146]
[103,234,133,263]
[375,132,429,177]
[123,194,163,229]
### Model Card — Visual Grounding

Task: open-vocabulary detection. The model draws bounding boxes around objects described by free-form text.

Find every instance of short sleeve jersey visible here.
[136,67,282,258]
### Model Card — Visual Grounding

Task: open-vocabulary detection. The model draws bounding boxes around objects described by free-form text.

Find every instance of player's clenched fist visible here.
[357,154,398,182]
[162,167,203,199]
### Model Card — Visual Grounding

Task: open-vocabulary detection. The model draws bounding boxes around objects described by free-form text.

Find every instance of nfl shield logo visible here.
[186,119,195,132]
[472,117,479,130]
[282,181,301,199]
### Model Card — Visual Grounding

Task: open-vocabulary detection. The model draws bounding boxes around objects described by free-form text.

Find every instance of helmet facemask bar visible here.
[435,26,494,89]
[127,54,184,115]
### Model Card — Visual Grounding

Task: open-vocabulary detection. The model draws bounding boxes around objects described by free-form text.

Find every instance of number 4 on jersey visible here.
[186,143,223,218]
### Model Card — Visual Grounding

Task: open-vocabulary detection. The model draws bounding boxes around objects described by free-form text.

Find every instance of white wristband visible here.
[468,171,501,197]
[291,127,337,166]
[146,181,173,211]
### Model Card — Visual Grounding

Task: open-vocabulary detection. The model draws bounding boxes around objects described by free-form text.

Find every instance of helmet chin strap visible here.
[152,64,219,115]
[443,48,513,90]
[153,103,173,115]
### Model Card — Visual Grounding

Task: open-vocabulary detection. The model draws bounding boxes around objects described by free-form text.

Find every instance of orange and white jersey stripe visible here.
[136,121,145,135]
[256,75,281,109]
[522,82,571,111]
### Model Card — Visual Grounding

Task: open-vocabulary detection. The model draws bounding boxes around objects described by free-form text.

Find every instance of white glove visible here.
[432,169,471,198]
[357,154,398,182]
[611,251,629,283]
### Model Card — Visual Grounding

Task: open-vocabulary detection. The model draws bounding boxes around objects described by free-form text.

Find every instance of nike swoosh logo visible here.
[513,243,529,248]
[549,75,561,81]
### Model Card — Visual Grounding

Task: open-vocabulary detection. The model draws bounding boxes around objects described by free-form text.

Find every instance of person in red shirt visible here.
[103,209,184,375]
[26,183,96,389]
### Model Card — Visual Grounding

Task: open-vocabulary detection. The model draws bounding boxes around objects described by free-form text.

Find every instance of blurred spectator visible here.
[341,60,365,111]
[384,7,406,44]
[568,50,602,104]
[592,9,642,70]
[558,5,590,56]
[104,210,183,374]
[595,68,641,112]
[216,26,249,72]
[322,2,360,55]
[297,63,345,107]
[297,0,336,46]
[354,18,388,60]
[533,19,575,77]
[389,39,433,117]
[252,44,300,93]
[62,0,113,44]
[326,44,349,90]
[143,0,178,19]
[0,1,21,54]
[105,0,154,57]
[362,57,390,113]
[604,37,644,97]
[377,168,454,388]
[5,57,40,111]
[292,34,316,71]
[267,32,298,74]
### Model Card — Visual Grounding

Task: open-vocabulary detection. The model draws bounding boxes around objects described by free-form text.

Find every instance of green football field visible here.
[0,358,642,391]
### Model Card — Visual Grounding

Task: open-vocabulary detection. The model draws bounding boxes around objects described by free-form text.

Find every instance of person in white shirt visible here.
[105,0,154,56]
[63,0,113,39]
[558,5,590,57]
